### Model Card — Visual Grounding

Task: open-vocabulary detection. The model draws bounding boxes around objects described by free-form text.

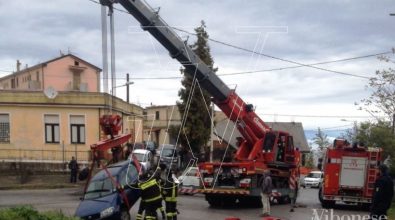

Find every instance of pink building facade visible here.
[0,54,101,92]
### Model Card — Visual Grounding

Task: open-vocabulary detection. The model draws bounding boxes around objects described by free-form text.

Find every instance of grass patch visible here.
[0,206,80,220]
[389,201,395,220]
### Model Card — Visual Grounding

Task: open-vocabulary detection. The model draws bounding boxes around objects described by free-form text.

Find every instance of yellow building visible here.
[0,55,143,164]
[143,105,181,146]
[0,91,144,163]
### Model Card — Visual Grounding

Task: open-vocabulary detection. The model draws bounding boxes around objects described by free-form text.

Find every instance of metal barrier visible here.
[0,148,91,163]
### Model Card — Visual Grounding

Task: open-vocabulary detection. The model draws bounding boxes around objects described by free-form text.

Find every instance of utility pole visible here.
[109,4,116,98]
[126,73,130,103]
[101,5,108,95]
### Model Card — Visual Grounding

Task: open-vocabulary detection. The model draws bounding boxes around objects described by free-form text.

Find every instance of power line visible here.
[0,69,13,73]
[86,0,389,80]
[260,113,380,119]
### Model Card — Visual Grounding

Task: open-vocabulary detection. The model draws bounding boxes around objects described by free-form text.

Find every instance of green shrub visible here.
[0,206,80,220]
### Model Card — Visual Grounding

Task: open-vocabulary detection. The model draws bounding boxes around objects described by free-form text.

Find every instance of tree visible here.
[173,21,216,155]
[358,51,395,127]
[313,127,330,159]
[304,148,315,169]
[355,121,395,175]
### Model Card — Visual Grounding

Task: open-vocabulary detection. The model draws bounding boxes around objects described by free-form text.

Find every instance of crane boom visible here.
[117,0,230,101]
[109,0,273,155]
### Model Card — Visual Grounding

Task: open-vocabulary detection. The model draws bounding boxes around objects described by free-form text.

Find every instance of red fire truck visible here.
[319,139,382,208]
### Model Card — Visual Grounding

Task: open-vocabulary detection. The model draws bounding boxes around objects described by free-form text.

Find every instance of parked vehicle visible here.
[75,160,140,220]
[178,167,201,194]
[318,139,382,208]
[132,149,153,172]
[157,144,181,171]
[301,171,323,188]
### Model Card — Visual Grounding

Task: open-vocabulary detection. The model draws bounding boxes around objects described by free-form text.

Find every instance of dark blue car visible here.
[75,160,141,220]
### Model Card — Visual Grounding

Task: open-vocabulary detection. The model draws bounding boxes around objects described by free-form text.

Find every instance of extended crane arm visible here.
[103,0,273,160]
[116,0,230,101]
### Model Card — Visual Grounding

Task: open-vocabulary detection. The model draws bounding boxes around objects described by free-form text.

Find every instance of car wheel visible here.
[120,209,130,220]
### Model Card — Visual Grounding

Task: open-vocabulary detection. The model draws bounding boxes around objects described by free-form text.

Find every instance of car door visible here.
[119,163,141,206]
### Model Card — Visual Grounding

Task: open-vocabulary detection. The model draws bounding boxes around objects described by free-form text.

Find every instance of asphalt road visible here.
[0,187,369,220]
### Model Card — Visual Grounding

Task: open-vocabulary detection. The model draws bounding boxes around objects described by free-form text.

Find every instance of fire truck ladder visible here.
[365,150,380,197]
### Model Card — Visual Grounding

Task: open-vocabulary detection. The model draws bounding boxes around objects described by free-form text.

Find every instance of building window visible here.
[44,114,60,143]
[11,79,15,89]
[74,61,79,66]
[70,115,85,144]
[36,71,40,81]
[0,114,10,143]
[155,111,160,120]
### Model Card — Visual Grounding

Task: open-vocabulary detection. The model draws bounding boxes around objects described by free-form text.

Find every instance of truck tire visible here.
[318,187,335,209]
[238,196,261,208]
[206,194,222,207]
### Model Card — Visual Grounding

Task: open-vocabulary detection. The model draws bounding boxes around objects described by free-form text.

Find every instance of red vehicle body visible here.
[319,139,382,208]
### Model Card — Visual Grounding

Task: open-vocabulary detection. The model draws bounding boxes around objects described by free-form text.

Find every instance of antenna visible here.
[44,86,58,99]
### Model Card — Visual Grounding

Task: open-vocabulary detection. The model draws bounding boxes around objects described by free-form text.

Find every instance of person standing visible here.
[370,164,394,220]
[137,168,163,220]
[68,156,79,183]
[260,169,272,217]
[163,169,179,220]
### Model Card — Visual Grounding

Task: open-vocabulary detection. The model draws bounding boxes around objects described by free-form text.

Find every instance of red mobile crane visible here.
[102,0,301,206]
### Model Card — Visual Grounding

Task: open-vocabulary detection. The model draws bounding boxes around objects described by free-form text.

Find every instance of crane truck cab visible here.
[319,139,382,209]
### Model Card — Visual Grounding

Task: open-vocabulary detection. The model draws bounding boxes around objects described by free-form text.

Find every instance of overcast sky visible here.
[0,0,394,131]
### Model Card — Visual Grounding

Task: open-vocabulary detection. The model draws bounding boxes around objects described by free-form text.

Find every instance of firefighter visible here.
[153,167,166,220]
[370,164,394,220]
[137,167,163,220]
[162,169,179,220]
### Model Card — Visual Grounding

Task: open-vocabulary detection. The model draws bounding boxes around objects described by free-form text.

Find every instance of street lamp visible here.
[113,81,134,89]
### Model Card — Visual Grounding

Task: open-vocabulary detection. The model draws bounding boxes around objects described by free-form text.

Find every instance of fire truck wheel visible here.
[319,188,335,208]
[360,203,371,211]
[206,195,222,207]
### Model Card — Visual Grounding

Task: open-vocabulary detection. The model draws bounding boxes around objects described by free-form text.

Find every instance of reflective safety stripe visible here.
[166,212,177,217]
[158,206,165,212]
[145,195,162,203]
[146,216,156,220]
[165,197,177,202]
[172,183,176,197]
[136,214,143,220]
[139,179,157,190]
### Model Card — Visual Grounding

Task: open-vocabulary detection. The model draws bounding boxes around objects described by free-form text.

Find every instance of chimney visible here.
[16,60,21,72]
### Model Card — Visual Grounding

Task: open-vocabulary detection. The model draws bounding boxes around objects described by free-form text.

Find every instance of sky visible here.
[0,0,394,132]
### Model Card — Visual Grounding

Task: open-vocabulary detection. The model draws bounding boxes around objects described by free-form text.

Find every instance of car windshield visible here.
[84,178,115,200]
[133,153,146,162]
[162,148,175,157]
[307,173,322,178]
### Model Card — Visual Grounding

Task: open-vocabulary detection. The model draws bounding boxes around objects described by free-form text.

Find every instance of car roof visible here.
[159,144,176,148]
[133,149,150,154]
[309,171,323,174]
[90,160,131,181]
